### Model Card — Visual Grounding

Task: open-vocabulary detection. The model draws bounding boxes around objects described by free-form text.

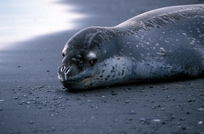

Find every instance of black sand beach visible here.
[1,0,204,133]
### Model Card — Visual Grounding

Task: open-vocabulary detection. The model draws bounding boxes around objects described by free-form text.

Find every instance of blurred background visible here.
[1,0,203,50]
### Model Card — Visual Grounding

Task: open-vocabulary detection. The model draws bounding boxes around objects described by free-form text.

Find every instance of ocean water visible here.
[0,0,86,50]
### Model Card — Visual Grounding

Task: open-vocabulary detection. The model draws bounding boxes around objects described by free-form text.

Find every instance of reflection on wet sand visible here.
[0,0,86,50]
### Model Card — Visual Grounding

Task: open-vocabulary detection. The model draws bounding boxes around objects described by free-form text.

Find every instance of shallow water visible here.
[0,0,86,50]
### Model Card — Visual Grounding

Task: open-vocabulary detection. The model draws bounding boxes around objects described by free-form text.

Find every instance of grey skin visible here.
[58,4,204,90]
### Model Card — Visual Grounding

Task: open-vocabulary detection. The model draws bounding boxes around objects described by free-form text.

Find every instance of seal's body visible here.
[58,5,204,90]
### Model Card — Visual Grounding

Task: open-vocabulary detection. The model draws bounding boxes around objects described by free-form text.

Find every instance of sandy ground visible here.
[1,0,204,134]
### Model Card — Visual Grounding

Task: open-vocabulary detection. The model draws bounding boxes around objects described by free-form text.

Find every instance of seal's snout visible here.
[58,65,69,81]
[59,65,71,76]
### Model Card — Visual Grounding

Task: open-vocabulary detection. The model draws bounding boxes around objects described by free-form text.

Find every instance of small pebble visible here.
[140,118,146,123]
[28,121,34,124]
[198,121,203,125]
[130,110,136,114]
[125,100,131,103]
[110,91,117,95]
[152,119,161,122]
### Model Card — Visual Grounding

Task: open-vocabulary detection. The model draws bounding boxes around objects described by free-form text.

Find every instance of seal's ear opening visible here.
[87,52,97,66]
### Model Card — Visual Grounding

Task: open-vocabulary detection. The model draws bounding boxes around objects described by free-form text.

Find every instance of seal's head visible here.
[58,27,106,90]
[58,27,133,90]
[58,27,101,90]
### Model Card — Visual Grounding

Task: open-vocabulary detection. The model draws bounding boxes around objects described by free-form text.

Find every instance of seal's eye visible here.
[87,52,97,66]
[89,58,97,66]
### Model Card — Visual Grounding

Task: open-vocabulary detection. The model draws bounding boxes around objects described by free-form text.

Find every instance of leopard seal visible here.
[58,4,204,90]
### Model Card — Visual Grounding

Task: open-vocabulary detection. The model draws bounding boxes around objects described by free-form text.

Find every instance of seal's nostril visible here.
[60,66,65,72]
[64,67,70,75]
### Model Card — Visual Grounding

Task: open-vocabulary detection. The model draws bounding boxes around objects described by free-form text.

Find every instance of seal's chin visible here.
[60,76,92,90]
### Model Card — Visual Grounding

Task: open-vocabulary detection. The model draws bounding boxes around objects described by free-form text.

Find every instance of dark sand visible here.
[1,0,204,133]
